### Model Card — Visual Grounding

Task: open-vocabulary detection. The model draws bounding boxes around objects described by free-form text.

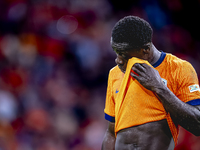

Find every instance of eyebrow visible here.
[114,50,129,57]
[113,47,130,53]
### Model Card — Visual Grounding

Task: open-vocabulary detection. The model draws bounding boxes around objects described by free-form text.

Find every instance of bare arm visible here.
[154,86,200,136]
[131,63,200,136]
[102,122,116,150]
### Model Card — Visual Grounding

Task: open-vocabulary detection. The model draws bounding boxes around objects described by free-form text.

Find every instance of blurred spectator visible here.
[0,0,200,149]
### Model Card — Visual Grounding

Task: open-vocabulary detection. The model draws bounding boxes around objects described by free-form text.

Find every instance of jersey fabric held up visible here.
[104,52,200,145]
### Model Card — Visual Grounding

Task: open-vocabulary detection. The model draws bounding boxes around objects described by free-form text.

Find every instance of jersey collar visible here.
[152,51,166,68]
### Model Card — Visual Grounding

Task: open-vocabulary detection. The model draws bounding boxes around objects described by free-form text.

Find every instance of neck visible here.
[148,44,161,65]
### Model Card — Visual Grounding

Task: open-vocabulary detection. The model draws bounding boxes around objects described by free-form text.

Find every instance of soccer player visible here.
[102,16,200,150]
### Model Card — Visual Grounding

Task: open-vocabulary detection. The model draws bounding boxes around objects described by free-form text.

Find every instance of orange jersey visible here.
[104,52,200,145]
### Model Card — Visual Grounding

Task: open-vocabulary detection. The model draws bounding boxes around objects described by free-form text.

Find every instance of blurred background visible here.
[0,0,200,149]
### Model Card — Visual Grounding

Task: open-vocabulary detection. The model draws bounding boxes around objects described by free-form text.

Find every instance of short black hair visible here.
[111,16,153,50]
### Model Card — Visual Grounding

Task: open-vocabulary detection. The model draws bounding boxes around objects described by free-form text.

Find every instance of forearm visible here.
[102,130,116,150]
[154,86,200,135]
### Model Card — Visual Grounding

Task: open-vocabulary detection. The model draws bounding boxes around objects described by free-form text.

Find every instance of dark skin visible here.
[102,42,200,150]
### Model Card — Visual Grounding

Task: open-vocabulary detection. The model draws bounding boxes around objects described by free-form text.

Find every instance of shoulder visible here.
[107,65,124,84]
[164,53,197,79]
[165,53,193,69]
[109,65,121,76]
[110,65,120,73]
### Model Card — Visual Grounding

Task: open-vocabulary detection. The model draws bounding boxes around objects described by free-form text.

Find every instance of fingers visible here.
[132,63,146,72]
[131,63,152,79]
[131,63,145,76]
[130,71,140,80]
[139,63,149,68]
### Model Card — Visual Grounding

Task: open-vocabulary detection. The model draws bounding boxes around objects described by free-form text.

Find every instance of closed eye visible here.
[115,50,131,60]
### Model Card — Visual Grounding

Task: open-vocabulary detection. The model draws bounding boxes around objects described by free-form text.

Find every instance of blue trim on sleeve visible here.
[105,113,115,123]
[187,99,200,106]
[152,52,166,68]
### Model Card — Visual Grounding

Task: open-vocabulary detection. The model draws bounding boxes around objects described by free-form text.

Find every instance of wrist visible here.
[152,84,169,95]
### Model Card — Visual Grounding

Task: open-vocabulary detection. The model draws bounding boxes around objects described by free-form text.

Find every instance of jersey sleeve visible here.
[104,70,115,122]
[175,61,200,105]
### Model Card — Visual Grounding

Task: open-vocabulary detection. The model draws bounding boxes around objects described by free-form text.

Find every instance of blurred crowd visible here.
[0,0,200,150]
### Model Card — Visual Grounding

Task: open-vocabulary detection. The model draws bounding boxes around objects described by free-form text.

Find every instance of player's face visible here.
[113,48,144,73]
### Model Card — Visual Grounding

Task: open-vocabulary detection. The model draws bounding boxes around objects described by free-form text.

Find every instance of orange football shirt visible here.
[104,52,200,145]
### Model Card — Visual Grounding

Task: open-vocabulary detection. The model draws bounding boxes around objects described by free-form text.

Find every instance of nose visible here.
[115,56,124,65]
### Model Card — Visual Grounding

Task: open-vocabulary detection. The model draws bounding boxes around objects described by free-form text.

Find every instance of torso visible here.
[115,119,175,150]
[104,52,199,147]
[110,53,179,134]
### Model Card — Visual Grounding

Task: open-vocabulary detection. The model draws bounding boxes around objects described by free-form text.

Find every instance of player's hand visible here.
[130,63,165,92]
